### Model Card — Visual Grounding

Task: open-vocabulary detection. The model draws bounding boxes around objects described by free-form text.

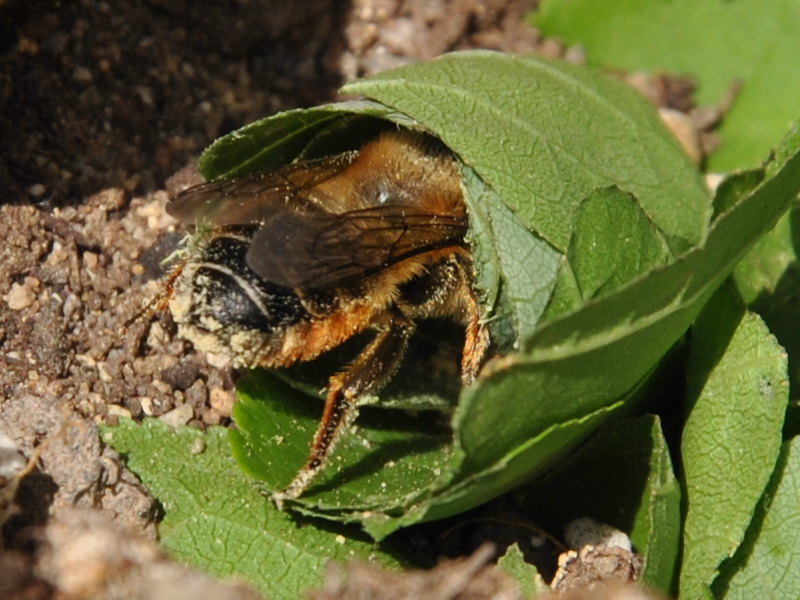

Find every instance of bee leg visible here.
[123,260,186,329]
[454,256,490,385]
[272,308,415,506]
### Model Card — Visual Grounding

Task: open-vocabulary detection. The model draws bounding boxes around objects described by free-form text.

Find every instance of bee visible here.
[164,130,490,503]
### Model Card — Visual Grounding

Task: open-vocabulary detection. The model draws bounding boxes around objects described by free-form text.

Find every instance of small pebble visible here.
[83,251,99,270]
[160,361,200,390]
[139,397,154,416]
[6,281,36,310]
[564,517,632,552]
[159,404,194,428]
[0,432,27,479]
[659,108,702,165]
[71,66,93,83]
[705,172,725,193]
[209,388,235,417]
[205,352,231,370]
[189,437,205,455]
[106,404,132,419]
[28,183,47,197]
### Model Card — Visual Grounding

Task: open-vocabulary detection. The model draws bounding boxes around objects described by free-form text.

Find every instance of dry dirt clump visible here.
[0,188,244,596]
[0,189,234,535]
[0,189,235,429]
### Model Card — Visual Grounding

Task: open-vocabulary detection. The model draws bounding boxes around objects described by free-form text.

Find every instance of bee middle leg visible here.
[272,307,415,504]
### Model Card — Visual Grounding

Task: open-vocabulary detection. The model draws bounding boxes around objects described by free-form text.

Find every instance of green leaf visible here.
[731,126,800,394]
[102,419,399,599]
[343,51,709,253]
[462,166,561,349]
[730,126,800,395]
[198,101,407,180]
[735,206,800,392]
[543,185,674,320]
[228,104,800,537]
[229,372,454,519]
[534,0,800,171]
[426,131,800,529]
[497,544,548,599]
[567,185,673,302]
[714,438,800,599]
[711,170,765,221]
[679,285,788,599]
[517,416,681,596]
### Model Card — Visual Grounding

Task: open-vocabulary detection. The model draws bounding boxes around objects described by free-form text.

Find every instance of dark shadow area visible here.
[270,317,465,412]
[0,0,352,205]
[514,423,658,541]
[2,469,58,552]
[386,495,563,577]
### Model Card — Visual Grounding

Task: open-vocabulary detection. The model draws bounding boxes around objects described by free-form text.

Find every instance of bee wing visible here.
[246,205,468,289]
[167,153,358,226]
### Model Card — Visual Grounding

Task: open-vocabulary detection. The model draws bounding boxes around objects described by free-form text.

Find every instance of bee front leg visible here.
[272,307,415,506]
[453,255,490,385]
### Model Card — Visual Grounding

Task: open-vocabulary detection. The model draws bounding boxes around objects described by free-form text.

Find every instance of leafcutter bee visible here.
[164,130,490,503]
